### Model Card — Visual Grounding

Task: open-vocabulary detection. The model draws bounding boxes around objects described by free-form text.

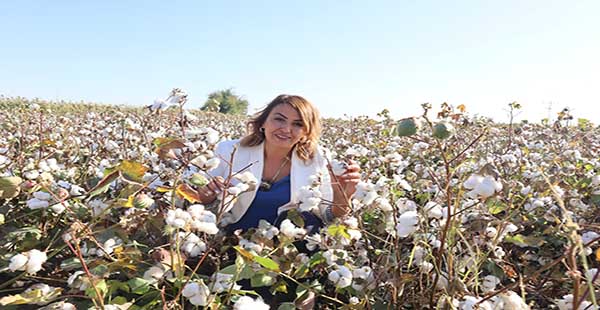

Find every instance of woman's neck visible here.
[263,142,292,161]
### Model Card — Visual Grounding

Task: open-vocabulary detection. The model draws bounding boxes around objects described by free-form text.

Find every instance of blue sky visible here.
[1,1,599,123]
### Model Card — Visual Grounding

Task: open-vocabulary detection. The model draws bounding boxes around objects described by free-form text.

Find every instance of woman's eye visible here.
[293,123,304,128]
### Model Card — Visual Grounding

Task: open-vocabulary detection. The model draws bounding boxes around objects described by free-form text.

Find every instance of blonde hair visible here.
[240,94,321,161]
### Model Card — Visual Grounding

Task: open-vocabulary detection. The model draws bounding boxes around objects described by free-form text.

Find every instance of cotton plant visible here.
[328,265,353,289]
[463,174,503,199]
[279,219,306,239]
[9,249,48,274]
[176,231,207,257]
[556,294,596,310]
[396,210,420,238]
[182,280,211,306]
[233,296,269,310]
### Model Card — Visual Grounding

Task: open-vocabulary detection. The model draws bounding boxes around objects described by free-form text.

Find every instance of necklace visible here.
[259,156,290,191]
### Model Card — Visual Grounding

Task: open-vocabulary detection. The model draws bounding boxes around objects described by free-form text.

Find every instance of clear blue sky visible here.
[1,1,599,123]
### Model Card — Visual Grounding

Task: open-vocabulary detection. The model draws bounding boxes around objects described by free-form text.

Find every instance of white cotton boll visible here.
[420,262,434,273]
[47,158,60,171]
[33,191,52,200]
[481,275,500,293]
[460,295,493,310]
[331,159,347,176]
[50,202,66,214]
[166,209,191,229]
[205,158,220,171]
[204,128,220,145]
[555,294,594,310]
[9,253,28,271]
[493,246,506,259]
[305,234,322,251]
[521,186,531,195]
[375,197,393,212]
[592,175,600,186]
[182,280,211,306]
[396,198,417,213]
[477,176,502,198]
[280,219,306,238]
[104,140,119,152]
[70,184,85,196]
[143,265,166,282]
[328,265,353,288]
[25,249,47,274]
[227,186,242,196]
[190,155,207,167]
[582,231,600,244]
[27,198,49,210]
[233,296,269,310]
[497,291,530,310]
[463,174,484,189]
[425,202,443,219]
[234,171,258,184]
[485,227,498,238]
[23,170,39,180]
[193,221,219,234]
[396,211,419,238]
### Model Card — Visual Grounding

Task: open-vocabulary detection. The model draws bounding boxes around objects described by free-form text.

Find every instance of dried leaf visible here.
[153,138,186,160]
[0,176,22,199]
[176,183,201,203]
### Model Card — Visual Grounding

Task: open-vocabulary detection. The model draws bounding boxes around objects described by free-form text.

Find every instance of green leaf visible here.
[118,160,148,182]
[127,277,151,295]
[250,272,275,287]
[88,170,120,198]
[504,234,546,247]
[278,302,296,310]
[85,279,108,298]
[60,258,83,271]
[327,224,351,240]
[487,199,508,215]
[253,255,281,272]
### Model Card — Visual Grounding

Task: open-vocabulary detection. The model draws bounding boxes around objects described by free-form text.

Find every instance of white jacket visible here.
[210,139,333,225]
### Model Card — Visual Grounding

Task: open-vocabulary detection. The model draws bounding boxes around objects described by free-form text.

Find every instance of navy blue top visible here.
[227,175,291,232]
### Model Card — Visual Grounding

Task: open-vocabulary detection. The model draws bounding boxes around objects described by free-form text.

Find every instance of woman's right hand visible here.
[198,176,226,204]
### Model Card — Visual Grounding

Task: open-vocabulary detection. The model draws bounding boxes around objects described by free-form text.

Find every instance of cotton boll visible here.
[27,198,49,210]
[9,253,28,271]
[396,211,419,238]
[328,265,353,288]
[233,296,269,310]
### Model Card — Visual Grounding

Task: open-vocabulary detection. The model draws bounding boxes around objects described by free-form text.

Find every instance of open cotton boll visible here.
[481,275,501,293]
[182,280,211,306]
[328,265,353,288]
[233,296,269,310]
[280,219,306,238]
[9,253,28,271]
[330,159,347,176]
[27,198,49,210]
[396,210,419,238]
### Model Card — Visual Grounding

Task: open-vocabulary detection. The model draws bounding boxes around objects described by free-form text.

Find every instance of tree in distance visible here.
[201,89,248,115]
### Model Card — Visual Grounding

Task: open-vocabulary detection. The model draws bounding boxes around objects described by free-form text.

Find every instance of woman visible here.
[197,94,361,231]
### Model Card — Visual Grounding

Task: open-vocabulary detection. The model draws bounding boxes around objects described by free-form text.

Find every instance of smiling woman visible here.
[196,94,362,232]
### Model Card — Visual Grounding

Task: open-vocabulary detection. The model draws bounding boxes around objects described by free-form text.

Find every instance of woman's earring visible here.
[259,127,265,134]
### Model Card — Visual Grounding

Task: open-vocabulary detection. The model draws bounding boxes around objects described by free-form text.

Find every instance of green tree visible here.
[201,89,248,115]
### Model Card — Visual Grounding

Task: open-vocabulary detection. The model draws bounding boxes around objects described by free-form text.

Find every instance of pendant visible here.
[259,180,272,191]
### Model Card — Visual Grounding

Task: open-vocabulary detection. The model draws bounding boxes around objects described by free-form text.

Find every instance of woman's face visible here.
[262,103,306,150]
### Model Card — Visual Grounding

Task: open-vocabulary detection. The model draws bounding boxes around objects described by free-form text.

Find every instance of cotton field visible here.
[0,94,599,309]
